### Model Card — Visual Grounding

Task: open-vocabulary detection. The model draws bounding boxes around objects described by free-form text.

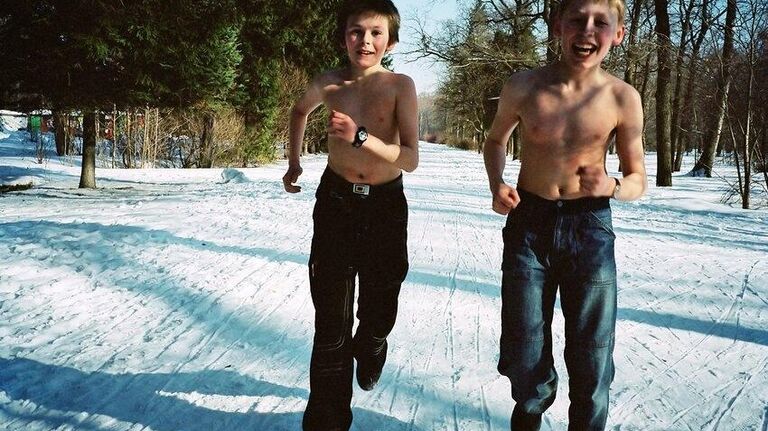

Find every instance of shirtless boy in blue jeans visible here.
[281,1,418,430]
[483,0,647,429]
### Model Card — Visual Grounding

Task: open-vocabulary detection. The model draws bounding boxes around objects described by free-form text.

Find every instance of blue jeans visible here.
[499,189,617,431]
[303,168,409,431]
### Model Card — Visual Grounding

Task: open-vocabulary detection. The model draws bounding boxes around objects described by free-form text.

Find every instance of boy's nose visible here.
[583,19,597,33]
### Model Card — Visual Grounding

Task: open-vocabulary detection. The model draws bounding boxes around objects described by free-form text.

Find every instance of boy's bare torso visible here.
[320,69,405,184]
[514,65,629,200]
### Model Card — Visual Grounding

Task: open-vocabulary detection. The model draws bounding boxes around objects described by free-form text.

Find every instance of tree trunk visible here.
[762,120,768,192]
[79,111,97,189]
[53,111,67,156]
[670,0,695,172]
[199,111,215,168]
[690,0,736,177]
[654,0,673,186]
[544,0,557,63]
[125,111,133,168]
[742,53,754,209]
[677,0,709,171]
[623,0,645,88]
[111,106,117,168]
[511,127,521,160]
[142,106,150,167]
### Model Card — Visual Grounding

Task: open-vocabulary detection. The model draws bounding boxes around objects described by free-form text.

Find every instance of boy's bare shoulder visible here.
[506,68,540,87]
[313,69,346,87]
[603,71,641,107]
[500,68,541,103]
[364,71,415,90]
[390,72,416,94]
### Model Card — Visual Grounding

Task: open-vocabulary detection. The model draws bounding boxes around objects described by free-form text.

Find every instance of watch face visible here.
[352,127,367,147]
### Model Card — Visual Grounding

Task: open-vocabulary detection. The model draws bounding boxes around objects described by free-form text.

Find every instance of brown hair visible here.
[557,0,626,23]
[336,0,401,46]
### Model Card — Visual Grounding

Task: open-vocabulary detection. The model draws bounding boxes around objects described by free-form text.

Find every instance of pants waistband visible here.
[517,188,610,213]
[319,167,403,198]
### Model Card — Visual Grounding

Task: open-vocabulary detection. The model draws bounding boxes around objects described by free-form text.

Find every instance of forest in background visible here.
[1,0,766,207]
[0,0,345,183]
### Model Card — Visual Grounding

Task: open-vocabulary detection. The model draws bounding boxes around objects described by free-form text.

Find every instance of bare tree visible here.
[675,0,712,171]
[655,0,674,186]
[669,0,697,171]
[727,0,767,208]
[690,0,737,177]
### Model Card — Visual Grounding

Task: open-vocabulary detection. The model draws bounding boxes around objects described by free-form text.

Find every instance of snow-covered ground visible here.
[1,123,767,431]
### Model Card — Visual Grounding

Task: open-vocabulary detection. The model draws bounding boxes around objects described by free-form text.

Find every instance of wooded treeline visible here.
[414,0,767,208]
[0,0,343,187]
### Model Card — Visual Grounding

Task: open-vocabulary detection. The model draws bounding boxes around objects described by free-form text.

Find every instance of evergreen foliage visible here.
[0,0,347,169]
[236,0,343,162]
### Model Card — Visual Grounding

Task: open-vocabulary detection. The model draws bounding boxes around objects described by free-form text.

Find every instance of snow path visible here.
[1,131,767,430]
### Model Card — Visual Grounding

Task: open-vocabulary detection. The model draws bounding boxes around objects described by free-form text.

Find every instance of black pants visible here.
[303,168,409,431]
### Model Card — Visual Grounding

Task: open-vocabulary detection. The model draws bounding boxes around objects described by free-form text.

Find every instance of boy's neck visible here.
[345,64,388,80]
[551,60,604,89]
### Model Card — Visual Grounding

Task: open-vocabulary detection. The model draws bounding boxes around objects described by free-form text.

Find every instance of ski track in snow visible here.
[1,130,767,431]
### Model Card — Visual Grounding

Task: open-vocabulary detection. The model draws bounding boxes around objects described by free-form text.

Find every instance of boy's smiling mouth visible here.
[573,43,597,56]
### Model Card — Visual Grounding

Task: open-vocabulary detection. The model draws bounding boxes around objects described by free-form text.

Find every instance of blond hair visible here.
[557,0,626,23]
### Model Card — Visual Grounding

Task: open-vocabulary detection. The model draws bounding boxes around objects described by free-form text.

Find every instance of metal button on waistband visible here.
[556,201,563,208]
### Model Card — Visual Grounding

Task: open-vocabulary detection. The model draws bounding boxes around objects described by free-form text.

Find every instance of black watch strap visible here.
[352,126,368,148]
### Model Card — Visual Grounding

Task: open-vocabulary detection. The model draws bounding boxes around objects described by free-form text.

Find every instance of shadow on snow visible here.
[0,357,425,431]
[2,220,766,348]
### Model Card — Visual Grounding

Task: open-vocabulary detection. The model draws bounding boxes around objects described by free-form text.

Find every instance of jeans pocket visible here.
[587,210,616,238]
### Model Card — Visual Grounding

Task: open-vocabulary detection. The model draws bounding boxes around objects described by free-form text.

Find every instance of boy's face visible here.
[344,12,395,70]
[555,0,625,69]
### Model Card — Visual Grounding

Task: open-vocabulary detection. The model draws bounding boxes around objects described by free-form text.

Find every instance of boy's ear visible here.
[385,40,397,53]
[612,25,626,46]
[552,15,563,38]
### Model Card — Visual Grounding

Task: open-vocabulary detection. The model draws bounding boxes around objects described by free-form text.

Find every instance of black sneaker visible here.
[353,337,387,391]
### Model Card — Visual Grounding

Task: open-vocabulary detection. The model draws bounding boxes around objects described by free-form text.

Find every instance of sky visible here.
[391,0,463,94]
[1,118,767,430]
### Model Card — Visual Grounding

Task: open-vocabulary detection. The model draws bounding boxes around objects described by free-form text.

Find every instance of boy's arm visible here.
[483,77,522,214]
[283,77,324,193]
[613,85,647,201]
[328,75,419,172]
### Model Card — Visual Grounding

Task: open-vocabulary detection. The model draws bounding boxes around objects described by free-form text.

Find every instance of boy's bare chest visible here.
[324,84,396,127]
[522,91,617,148]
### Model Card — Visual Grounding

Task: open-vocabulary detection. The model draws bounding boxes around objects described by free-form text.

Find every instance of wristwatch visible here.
[612,177,622,199]
[352,126,368,148]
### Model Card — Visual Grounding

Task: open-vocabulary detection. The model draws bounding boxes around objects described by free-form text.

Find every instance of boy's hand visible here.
[283,164,303,193]
[577,166,614,197]
[327,110,357,144]
[491,182,520,215]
